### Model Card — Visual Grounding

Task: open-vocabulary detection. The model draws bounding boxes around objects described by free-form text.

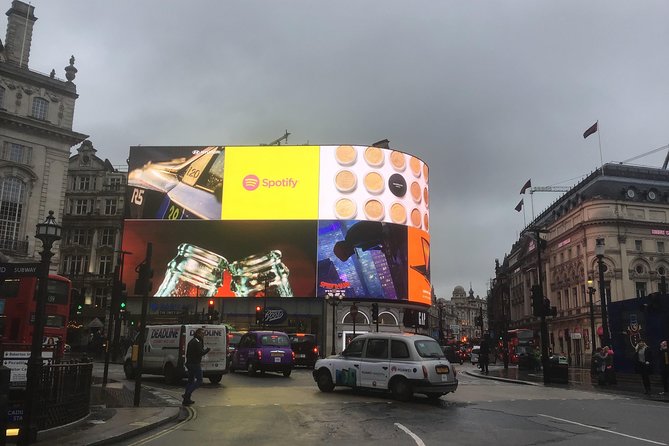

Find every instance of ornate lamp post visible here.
[325,293,344,355]
[20,211,61,445]
[595,239,611,347]
[587,279,598,353]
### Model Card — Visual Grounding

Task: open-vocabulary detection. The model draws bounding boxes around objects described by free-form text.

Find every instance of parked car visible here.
[313,333,458,401]
[230,330,294,377]
[441,345,462,364]
[470,346,480,365]
[226,331,245,368]
[288,333,319,368]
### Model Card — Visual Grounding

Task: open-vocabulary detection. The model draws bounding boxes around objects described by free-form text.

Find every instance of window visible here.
[31,97,48,120]
[100,228,115,247]
[99,255,112,275]
[557,291,562,310]
[70,199,91,215]
[564,289,569,309]
[69,229,89,245]
[2,143,31,164]
[635,240,643,251]
[343,338,365,358]
[635,282,647,298]
[391,340,410,359]
[364,339,388,359]
[658,241,665,253]
[109,177,122,190]
[0,177,25,244]
[77,176,91,191]
[65,255,88,275]
[572,287,578,307]
[94,287,106,308]
[0,86,4,108]
[104,199,117,215]
[635,265,644,274]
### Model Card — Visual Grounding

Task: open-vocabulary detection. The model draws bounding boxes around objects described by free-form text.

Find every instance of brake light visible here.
[312,346,319,354]
[292,351,296,361]
[256,349,262,361]
[422,365,428,379]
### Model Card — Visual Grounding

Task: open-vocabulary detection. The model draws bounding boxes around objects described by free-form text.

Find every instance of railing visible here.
[36,360,93,430]
[0,237,29,254]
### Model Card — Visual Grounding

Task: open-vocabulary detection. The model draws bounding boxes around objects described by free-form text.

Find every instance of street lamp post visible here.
[325,294,344,355]
[437,301,445,345]
[19,211,61,445]
[595,239,611,347]
[587,280,598,353]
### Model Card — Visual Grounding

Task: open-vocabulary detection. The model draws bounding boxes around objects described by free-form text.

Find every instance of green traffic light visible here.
[120,302,126,308]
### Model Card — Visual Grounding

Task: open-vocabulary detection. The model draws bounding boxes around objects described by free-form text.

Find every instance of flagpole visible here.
[522,202,526,227]
[597,120,604,175]
[530,190,535,221]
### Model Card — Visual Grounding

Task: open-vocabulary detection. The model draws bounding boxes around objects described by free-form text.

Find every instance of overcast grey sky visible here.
[23,0,669,300]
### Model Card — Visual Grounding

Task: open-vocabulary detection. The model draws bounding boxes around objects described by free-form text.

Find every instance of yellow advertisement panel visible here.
[222,146,320,219]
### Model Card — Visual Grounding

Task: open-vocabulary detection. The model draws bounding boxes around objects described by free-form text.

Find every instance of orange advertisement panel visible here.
[221,146,320,220]
[408,227,431,304]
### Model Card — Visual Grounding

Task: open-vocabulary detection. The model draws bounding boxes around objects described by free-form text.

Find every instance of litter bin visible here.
[547,355,568,383]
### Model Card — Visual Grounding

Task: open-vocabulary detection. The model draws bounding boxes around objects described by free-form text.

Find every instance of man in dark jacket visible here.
[183,328,210,405]
[479,334,491,374]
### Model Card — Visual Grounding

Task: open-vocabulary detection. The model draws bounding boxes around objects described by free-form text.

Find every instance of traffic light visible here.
[543,298,557,317]
[371,303,379,323]
[255,305,264,325]
[531,285,543,317]
[119,283,127,311]
[207,299,217,322]
[134,262,154,295]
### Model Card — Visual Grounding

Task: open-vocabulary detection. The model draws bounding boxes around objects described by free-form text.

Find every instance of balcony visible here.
[0,237,29,255]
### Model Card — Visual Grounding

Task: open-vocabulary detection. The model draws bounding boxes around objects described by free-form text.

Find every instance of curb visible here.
[86,406,184,446]
[464,370,540,386]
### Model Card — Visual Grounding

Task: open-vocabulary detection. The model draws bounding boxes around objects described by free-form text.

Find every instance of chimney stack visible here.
[4,0,37,67]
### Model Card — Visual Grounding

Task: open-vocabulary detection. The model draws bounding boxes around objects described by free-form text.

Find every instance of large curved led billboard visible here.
[123,145,431,305]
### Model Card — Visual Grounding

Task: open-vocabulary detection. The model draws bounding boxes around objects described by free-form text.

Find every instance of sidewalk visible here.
[466,364,669,402]
[27,368,183,446]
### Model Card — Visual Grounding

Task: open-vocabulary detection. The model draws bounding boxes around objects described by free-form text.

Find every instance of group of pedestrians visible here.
[634,340,669,395]
[593,346,616,385]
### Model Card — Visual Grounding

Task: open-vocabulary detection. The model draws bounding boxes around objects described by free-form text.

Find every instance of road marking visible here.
[538,414,667,445]
[128,406,196,446]
[394,423,426,446]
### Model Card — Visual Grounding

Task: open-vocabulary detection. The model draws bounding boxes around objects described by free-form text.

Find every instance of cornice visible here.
[0,110,88,145]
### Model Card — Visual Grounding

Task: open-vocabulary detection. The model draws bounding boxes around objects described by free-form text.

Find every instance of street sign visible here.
[0,262,41,278]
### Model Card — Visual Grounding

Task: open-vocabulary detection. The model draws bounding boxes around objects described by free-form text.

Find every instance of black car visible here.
[288,333,319,368]
[441,345,463,364]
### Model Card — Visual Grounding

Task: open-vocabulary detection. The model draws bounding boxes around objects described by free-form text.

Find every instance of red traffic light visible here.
[209,299,215,306]
[256,305,262,311]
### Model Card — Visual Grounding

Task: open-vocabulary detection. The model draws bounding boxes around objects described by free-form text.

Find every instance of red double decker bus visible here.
[507,328,535,364]
[0,274,72,356]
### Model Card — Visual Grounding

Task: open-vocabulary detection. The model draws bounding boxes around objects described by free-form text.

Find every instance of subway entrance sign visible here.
[0,262,42,278]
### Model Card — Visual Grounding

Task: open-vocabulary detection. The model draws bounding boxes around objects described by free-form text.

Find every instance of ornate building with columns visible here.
[0,0,86,265]
[491,163,669,367]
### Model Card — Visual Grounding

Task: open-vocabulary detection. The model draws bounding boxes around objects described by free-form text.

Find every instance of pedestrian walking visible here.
[479,334,490,374]
[593,347,607,385]
[603,346,616,385]
[659,340,669,395]
[182,328,211,405]
[634,341,653,395]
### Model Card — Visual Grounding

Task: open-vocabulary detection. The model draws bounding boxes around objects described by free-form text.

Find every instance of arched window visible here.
[0,176,26,247]
[0,86,5,109]
[378,311,398,325]
[31,97,48,120]
[343,312,369,324]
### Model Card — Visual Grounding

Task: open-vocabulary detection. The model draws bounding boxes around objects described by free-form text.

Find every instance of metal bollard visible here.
[1,366,10,446]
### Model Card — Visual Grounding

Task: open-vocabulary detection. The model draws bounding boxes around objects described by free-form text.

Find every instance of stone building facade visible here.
[491,163,669,367]
[437,285,487,343]
[59,140,126,331]
[0,1,86,265]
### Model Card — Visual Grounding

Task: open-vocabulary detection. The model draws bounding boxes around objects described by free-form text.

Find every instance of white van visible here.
[124,324,228,384]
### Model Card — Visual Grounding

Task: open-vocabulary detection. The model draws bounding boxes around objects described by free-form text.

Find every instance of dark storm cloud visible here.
[25,0,669,298]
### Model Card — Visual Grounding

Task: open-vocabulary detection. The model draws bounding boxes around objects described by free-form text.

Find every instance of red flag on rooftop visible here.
[520,179,531,195]
[583,121,598,139]
[515,199,524,212]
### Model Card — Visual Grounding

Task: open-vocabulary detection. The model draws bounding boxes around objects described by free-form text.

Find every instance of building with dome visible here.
[439,285,487,342]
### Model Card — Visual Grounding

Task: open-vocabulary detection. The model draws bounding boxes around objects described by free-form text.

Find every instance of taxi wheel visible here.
[391,378,413,402]
[426,393,442,401]
[283,369,292,377]
[316,370,335,392]
[247,362,258,376]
